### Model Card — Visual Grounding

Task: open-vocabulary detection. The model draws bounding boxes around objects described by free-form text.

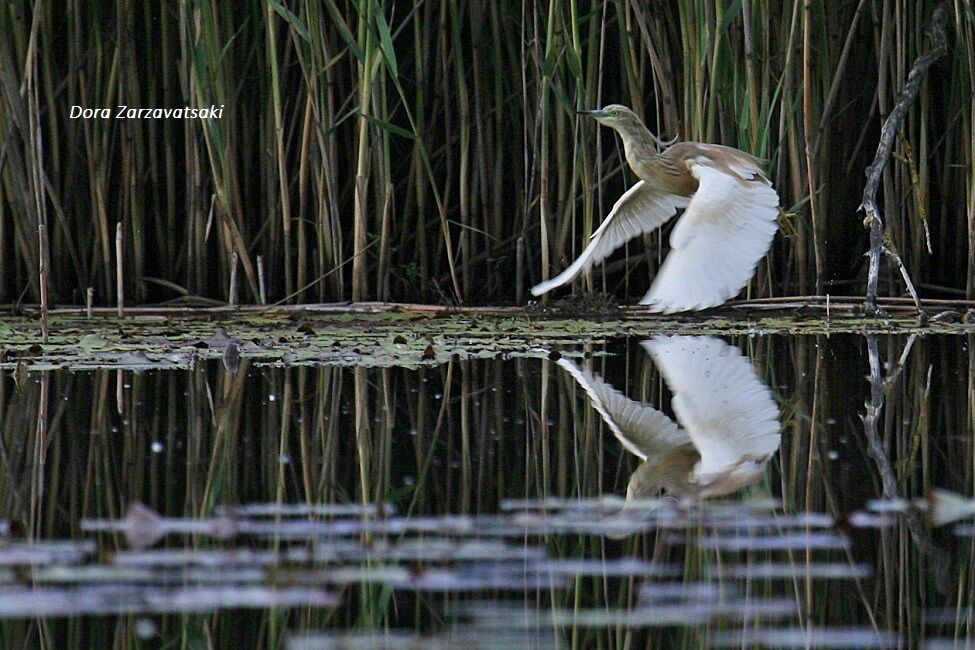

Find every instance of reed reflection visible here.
[559,336,780,499]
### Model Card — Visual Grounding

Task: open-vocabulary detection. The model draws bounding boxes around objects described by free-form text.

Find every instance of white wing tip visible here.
[639,295,728,313]
[530,280,555,297]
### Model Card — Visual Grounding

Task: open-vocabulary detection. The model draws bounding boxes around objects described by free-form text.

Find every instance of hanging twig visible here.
[861,335,951,590]
[860,3,948,316]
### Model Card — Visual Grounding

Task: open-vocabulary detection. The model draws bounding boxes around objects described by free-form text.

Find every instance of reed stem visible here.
[38,224,48,343]
[115,222,124,319]
[0,1,969,308]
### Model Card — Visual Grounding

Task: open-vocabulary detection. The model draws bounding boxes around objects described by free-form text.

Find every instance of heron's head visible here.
[578,104,642,128]
[578,104,675,151]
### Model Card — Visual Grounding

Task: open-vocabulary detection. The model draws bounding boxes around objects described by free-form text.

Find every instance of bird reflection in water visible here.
[558,336,780,501]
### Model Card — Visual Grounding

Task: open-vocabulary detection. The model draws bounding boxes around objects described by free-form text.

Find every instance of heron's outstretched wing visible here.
[556,358,688,459]
[640,164,779,312]
[531,182,688,297]
[642,336,780,490]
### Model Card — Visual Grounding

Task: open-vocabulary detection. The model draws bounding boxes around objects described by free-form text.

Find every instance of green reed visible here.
[0,1,973,307]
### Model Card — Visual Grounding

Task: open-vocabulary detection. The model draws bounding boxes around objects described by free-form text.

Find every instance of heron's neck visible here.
[614,121,664,177]
[615,126,690,194]
[615,121,656,160]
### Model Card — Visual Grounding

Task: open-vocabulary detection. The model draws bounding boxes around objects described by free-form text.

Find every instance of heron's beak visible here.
[577,109,610,119]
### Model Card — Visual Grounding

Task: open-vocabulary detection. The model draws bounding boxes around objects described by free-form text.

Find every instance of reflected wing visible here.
[556,358,688,459]
[642,336,780,487]
[531,181,688,296]
[640,164,779,312]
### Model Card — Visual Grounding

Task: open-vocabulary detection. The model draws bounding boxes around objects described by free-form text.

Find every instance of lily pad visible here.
[79,334,112,351]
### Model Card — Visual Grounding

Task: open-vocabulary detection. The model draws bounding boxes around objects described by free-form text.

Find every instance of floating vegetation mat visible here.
[1,301,973,370]
[0,496,965,649]
[0,497,964,640]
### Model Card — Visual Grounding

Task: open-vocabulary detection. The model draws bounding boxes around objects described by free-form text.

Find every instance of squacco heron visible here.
[557,335,780,499]
[531,104,780,312]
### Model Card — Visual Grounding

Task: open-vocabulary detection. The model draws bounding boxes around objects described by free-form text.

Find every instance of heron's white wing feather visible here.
[531,181,688,296]
[556,358,687,459]
[642,336,780,484]
[640,164,779,312]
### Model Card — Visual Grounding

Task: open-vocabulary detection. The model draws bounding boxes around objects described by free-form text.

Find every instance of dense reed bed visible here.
[0,335,971,646]
[0,1,973,306]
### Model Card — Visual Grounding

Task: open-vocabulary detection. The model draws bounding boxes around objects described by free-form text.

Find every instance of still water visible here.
[0,332,972,648]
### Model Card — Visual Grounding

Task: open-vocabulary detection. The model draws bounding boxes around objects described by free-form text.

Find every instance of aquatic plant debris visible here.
[0,304,971,371]
[0,497,930,620]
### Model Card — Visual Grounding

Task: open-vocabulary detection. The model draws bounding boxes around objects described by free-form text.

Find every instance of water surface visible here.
[0,332,972,648]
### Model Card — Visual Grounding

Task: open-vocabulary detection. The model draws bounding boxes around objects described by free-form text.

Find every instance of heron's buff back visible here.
[606,108,768,197]
[635,143,768,197]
